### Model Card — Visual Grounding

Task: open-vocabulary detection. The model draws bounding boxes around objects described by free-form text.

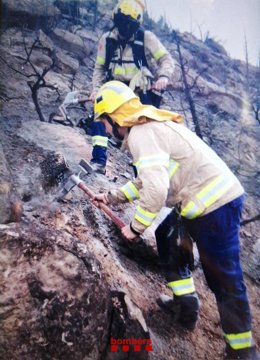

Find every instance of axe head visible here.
[78,158,96,174]
[57,159,91,200]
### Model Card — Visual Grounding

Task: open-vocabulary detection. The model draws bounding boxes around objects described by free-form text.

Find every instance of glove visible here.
[152,76,169,91]
[129,66,154,93]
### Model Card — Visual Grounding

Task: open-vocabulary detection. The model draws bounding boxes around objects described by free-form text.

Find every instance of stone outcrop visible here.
[2,0,60,17]
[51,29,95,60]
[1,0,60,31]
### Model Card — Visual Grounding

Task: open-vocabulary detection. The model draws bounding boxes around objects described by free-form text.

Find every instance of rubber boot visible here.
[224,344,260,360]
[157,292,200,331]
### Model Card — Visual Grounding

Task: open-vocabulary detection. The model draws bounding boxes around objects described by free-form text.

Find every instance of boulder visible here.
[0,223,111,360]
[55,49,80,74]
[51,28,95,60]
[1,0,61,30]
[2,0,60,17]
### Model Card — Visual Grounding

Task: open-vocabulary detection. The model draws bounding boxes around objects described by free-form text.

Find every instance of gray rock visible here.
[55,48,80,74]
[2,0,60,18]
[51,28,95,60]
[0,223,111,360]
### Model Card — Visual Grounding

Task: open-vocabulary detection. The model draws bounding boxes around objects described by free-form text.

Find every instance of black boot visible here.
[90,162,106,175]
[157,292,200,331]
[224,344,260,360]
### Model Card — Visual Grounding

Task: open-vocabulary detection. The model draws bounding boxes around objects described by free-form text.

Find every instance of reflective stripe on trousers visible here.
[92,135,108,147]
[168,277,195,296]
[224,331,252,350]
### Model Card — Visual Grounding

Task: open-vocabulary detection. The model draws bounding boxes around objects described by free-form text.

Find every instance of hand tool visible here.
[58,159,125,229]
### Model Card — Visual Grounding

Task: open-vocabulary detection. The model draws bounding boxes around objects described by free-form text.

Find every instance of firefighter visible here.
[92,80,259,360]
[88,0,175,174]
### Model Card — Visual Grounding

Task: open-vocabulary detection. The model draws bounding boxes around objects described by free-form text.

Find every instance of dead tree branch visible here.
[0,36,60,122]
[172,30,203,138]
[241,214,260,226]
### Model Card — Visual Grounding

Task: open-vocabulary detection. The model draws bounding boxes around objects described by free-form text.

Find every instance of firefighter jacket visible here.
[92,28,175,93]
[108,121,244,234]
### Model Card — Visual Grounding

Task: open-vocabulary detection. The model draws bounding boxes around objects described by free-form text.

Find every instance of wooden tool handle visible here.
[78,182,126,229]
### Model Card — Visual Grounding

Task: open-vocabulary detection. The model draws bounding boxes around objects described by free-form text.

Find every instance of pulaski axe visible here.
[58,159,125,229]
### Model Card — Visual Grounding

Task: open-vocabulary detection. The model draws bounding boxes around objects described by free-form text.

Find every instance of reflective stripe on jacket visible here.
[92,29,175,92]
[120,181,139,201]
[109,121,244,234]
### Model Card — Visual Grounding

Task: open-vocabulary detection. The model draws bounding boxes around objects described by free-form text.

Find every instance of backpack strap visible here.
[104,32,119,80]
[131,28,148,69]
[104,28,149,80]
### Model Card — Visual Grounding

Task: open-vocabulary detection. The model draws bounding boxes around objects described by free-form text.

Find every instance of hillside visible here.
[0,1,260,359]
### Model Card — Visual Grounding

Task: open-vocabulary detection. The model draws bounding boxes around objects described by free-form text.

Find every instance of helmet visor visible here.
[114,12,139,40]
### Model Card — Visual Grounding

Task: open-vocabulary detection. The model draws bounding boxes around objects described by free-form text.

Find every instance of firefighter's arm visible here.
[91,34,108,99]
[106,177,143,204]
[144,31,175,86]
[127,132,170,235]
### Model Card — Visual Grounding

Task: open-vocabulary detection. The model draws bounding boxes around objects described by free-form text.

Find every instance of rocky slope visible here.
[0,1,260,359]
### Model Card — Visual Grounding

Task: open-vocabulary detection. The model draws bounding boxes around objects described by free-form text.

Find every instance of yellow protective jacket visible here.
[92,28,175,92]
[108,121,244,234]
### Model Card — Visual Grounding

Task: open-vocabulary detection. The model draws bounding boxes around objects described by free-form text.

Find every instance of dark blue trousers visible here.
[91,90,162,165]
[91,121,107,166]
[156,196,252,334]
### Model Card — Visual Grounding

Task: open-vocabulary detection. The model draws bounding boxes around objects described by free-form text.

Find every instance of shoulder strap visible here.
[104,28,149,75]
[131,28,149,69]
[104,36,118,71]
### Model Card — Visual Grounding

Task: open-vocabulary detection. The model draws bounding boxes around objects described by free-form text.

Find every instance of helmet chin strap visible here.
[105,115,124,141]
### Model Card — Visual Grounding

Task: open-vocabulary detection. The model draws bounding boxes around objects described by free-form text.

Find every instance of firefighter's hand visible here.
[152,76,169,91]
[121,224,138,241]
[89,90,97,102]
[92,193,109,205]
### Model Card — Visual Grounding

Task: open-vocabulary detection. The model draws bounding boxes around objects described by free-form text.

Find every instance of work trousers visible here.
[156,195,252,335]
[91,121,107,166]
[91,90,162,165]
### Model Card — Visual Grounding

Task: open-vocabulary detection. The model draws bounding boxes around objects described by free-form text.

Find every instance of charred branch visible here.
[241,214,260,226]
[252,104,260,123]
[0,36,60,122]
[172,30,203,139]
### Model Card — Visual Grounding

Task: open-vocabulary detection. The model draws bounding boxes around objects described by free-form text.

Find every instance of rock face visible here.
[0,223,111,360]
[2,0,60,17]
[0,1,260,359]
[0,121,157,359]
[1,0,61,31]
[51,29,95,60]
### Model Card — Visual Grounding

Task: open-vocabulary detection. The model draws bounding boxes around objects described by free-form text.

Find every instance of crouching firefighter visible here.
[92,80,260,360]
[88,0,175,174]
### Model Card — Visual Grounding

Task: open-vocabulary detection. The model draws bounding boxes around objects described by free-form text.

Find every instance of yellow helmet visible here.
[94,81,138,120]
[113,0,145,23]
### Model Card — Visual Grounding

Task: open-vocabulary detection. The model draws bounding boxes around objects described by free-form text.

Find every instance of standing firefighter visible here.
[88,0,175,174]
[92,81,259,360]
